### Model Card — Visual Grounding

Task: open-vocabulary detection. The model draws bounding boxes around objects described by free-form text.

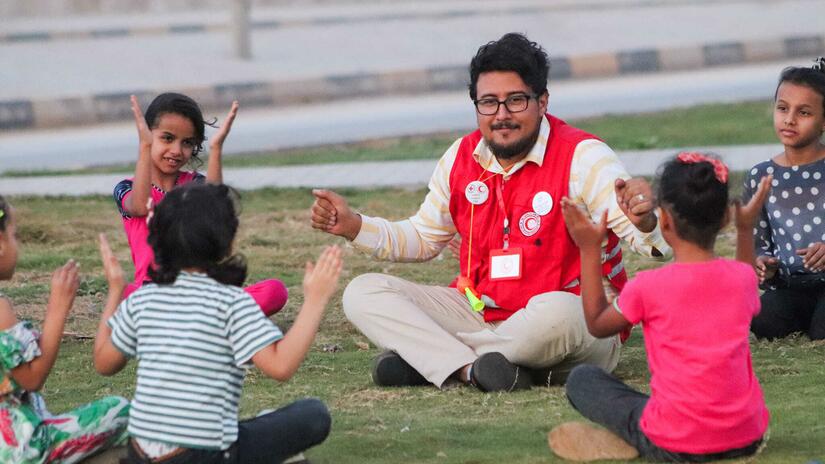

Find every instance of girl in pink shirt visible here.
[550,153,772,461]
[113,93,288,316]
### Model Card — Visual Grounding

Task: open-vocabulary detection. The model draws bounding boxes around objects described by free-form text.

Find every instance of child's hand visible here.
[130,95,153,149]
[797,242,825,272]
[755,255,779,283]
[734,175,772,230]
[98,234,125,294]
[302,245,343,306]
[209,101,239,151]
[561,197,607,250]
[47,260,79,317]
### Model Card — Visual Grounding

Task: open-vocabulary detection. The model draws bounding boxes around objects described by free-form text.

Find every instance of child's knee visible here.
[99,395,131,418]
[565,364,602,403]
[297,398,331,443]
[248,279,289,315]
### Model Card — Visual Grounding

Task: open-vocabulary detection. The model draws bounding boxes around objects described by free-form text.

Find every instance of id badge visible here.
[489,248,522,281]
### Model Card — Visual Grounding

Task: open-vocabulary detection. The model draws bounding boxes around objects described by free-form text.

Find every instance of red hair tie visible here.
[676,152,729,184]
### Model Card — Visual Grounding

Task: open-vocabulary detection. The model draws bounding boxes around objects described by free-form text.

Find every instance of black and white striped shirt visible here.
[109,272,283,450]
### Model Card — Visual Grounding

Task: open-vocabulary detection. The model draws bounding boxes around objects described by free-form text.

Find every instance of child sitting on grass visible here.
[747,58,825,340]
[94,183,342,463]
[115,94,288,315]
[549,153,772,461]
[0,194,129,463]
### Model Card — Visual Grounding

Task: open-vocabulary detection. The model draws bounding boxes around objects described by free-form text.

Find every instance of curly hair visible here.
[147,183,247,286]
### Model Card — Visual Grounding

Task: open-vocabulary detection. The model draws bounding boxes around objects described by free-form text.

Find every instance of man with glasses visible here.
[311,33,668,391]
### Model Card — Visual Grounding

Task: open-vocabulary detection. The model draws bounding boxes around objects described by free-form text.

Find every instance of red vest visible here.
[449,115,627,322]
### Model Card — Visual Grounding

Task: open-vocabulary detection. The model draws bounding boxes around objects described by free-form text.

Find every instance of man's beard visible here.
[486,120,541,160]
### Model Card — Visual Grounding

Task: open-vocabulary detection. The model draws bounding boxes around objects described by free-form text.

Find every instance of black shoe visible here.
[372,351,428,387]
[524,367,556,387]
[470,352,532,392]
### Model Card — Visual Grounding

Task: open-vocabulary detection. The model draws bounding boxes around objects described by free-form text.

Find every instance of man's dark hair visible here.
[148,183,247,286]
[468,33,550,101]
[656,155,729,250]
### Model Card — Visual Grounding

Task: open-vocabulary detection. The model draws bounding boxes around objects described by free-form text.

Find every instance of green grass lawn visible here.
[1,99,777,178]
[3,187,824,463]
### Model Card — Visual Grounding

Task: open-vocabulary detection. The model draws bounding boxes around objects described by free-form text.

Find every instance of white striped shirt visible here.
[353,116,671,265]
[108,272,283,450]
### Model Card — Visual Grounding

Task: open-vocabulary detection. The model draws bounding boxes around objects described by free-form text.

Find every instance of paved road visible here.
[3,0,823,101]
[1,0,823,134]
[0,60,793,174]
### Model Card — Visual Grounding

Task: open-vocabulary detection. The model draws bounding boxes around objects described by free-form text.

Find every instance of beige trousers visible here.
[343,273,620,387]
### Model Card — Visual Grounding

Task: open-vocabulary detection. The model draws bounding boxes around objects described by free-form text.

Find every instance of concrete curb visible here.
[0,144,780,197]
[1,35,822,131]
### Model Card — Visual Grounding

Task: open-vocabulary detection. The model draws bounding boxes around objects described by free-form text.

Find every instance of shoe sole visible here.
[548,422,639,461]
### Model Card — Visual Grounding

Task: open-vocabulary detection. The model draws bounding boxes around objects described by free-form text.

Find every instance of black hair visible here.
[774,57,825,114]
[656,154,729,250]
[147,183,247,286]
[0,194,7,232]
[144,92,217,160]
[468,32,550,101]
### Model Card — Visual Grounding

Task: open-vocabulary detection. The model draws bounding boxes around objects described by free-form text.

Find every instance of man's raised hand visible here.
[614,178,656,233]
[311,189,362,241]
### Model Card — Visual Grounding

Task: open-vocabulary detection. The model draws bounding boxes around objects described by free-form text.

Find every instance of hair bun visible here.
[813,57,825,72]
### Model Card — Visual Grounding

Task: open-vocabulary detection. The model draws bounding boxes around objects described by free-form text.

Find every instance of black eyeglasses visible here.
[473,94,535,116]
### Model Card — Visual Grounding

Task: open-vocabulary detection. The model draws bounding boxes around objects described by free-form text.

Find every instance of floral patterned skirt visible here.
[0,394,129,464]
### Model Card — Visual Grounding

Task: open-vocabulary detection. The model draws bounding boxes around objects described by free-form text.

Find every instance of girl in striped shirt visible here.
[94,184,343,464]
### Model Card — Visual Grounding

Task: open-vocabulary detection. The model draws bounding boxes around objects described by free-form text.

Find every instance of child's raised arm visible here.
[93,234,129,376]
[205,101,239,185]
[121,95,154,217]
[7,260,78,391]
[252,245,343,381]
[734,175,772,266]
[561,198,630,338]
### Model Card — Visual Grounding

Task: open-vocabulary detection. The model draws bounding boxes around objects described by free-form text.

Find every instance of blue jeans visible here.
[125,398,331,464]
[565,365,762,462]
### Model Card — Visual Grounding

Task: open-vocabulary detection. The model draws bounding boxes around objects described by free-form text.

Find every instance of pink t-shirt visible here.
[615,258,769,454]
[113,172,203,288]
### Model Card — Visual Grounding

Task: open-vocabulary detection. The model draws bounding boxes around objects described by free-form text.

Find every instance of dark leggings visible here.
[751,284,825,340]
[125,398,331,464]
[565,365,763,462]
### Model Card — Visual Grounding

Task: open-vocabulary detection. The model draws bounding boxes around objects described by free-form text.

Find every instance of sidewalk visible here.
[1,0,823,130]
[0,144,780,197]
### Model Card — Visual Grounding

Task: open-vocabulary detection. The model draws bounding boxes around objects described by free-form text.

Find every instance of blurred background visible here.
[1,0,823,180]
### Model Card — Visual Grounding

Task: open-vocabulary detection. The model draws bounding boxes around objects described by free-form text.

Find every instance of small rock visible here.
[355,341,370,351]
[322,343,342,353]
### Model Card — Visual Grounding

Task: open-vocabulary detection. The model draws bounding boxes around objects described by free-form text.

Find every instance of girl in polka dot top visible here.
[746,57,825,340]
